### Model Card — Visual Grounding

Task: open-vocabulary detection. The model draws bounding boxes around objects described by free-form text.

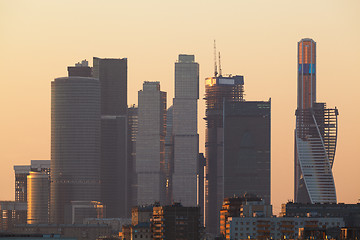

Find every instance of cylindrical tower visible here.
[50,77,101,224]
[27,171,50,224]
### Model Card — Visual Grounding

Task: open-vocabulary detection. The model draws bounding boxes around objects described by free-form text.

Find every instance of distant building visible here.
[131,205,153,226]
[152,203,200,240]
[84,217,131,233]
[50,76,101,224]
[14,160,50,204]
[281,202,360,227]
[27,171,50,224]
[223,100,271,203]
[219,195,272,237]
[127,105,138,211]
[14,165,31,203]
[198,153,206,226]
[67,59,92,77]
[172,54,199,207]
[164,106,173,205]
[295,38,338,204]
[12,223,112,240]
[93,57,128,218]
[122,222,152,240]
[226,216,344,240]
[0,201,27,231]
[136,82,167,205]
[204,75,244,234]
[64,201,105,224]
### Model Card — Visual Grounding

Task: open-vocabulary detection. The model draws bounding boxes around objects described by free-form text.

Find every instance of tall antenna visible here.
[218,51,222,77]
[214,40,218,77]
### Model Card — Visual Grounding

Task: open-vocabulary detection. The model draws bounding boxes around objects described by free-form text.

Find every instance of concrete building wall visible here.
[136,82,166,205]
[172,55,199,206]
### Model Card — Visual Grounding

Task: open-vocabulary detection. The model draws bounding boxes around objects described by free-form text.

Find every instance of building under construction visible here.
[204,74,245,234]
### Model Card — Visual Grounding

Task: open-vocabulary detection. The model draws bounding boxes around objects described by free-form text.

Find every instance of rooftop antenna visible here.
[218,51,222,77]
[214,40,218,77]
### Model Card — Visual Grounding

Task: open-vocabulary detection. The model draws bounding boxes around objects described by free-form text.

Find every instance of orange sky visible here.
[1,0,359,214]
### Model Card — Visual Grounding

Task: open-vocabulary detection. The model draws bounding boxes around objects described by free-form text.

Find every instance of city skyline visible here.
[1,0,359,215]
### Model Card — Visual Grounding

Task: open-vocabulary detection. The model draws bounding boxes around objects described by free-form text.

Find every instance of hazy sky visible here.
[1,0,359,213]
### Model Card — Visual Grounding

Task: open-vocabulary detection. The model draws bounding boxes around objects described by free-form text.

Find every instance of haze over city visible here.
[1,0,359,217]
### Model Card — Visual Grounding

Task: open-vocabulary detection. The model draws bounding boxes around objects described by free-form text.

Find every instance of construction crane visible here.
[214,40,218,77]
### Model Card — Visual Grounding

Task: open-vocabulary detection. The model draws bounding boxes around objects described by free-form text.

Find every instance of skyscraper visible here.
[50,76,101,224]
[294,38,338,204]
[204,75,244,233]
[172,54,199,206]
[93,57,128,217]
[223,101,271,203]
[136,81,167,205]
[127,105,138,211]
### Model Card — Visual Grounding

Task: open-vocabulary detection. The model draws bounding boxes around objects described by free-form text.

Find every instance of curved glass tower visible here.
[50,77,101,224]
[294,38,338,204]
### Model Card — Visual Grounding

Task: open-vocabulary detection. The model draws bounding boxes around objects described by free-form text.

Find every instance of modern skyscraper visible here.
[172,54,199,206]
[93,57,128,218]
[223,101,271,203]
[294,38,338,204]
[164,105,173,205]
[204,75,244,234]
[136,81,167,205]
[50,76,101,224]
[127,105,138,211]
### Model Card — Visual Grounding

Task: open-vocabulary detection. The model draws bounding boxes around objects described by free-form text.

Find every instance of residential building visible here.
[226,216,344,240]
[136,82,167,205]
[220,195,272,237]
[152,203,200,240]
[0,201,27,231]
[295,38,338,204]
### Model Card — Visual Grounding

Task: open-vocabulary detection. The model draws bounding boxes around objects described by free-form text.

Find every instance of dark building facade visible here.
[50,76,101,224]
[127,106,138,212]
[223,100,271,203]
[152,203,200,240]
[204,75,244,234]
[67,60,92,77]
[295,38,338,204]
[93,57,128,218]
[0,201,27,231]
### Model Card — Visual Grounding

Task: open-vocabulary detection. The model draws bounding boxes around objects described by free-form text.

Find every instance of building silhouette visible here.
[223,100,271,203]
[67,59,92,77]
[127,105,138,212]
[136,82,167,205]
[172,54,199,206]
[50,76,101,224]
[164,105,173,204]
[204,75,244,234]
[294,38,338,204]
[93,57,128,217]
[152,203,200,240]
